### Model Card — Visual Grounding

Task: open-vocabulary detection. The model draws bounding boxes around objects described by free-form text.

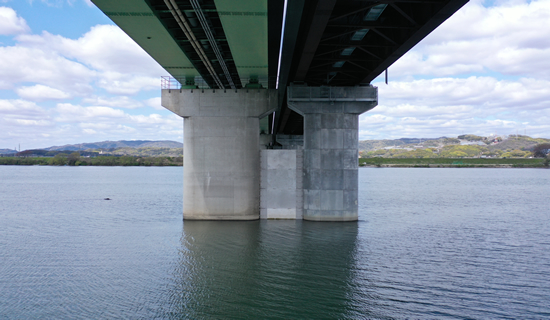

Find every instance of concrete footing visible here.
[260,149,303,219]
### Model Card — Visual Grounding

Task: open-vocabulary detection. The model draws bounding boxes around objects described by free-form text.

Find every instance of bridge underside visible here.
[275,0,469,135]
[92,0,468,221]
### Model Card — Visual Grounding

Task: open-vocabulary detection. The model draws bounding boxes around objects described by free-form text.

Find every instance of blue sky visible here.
[1,0,549,150]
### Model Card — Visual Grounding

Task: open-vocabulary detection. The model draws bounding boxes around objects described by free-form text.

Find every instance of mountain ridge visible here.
[2,135,549,157]
[359,134,550,158]
[43,140,183,151]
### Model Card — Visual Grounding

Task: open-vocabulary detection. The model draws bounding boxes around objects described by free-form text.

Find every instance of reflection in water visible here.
[164,221,360,319]
[3,167,548,318]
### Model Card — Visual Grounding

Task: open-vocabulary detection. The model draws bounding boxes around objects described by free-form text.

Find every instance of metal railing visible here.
[161,76,211,90]
[287,85,377,102]
[161,76,274,90]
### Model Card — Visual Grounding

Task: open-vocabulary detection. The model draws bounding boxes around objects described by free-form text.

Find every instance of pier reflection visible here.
[164,220,359,319]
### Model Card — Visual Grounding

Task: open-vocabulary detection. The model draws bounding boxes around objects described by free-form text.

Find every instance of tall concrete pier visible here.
[162,85,376,221]
[162,89,276,220]
[92,0,466,222]
[288,86,377,221]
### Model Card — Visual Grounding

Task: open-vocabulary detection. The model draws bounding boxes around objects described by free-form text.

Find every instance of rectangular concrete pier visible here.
[288,86,377,221]
[162,89,276,220]
[162,85,377,221]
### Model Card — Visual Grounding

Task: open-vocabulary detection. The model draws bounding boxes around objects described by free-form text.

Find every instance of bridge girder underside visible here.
[145,0,243,89]
[94,0,468,136]
[275,0,468,136]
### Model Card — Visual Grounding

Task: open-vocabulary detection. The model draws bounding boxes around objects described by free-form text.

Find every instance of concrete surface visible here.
[162,89,276,220]
[288,86,377,221]
[260,149,303,219]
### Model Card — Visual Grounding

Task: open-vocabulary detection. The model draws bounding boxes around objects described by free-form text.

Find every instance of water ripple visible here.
[1,167,549,319]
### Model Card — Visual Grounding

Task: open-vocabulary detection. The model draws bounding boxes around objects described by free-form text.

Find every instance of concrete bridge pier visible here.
[288,86,377,221]
[162,89,276,220]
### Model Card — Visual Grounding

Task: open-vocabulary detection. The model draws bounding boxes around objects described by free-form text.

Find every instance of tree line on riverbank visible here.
[0,152,183,166]
[359,140,550,167]
[359,157,549,168]
[1,137,548,167]
[2,153,547,168]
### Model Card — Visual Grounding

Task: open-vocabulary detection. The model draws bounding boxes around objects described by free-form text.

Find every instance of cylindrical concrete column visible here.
[162,89,277,220]
[288,86,377,221]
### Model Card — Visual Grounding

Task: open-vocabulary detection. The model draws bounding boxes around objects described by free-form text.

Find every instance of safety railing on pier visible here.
[161,76,275,90]
[161,76,211,90]
[287,85,378,102]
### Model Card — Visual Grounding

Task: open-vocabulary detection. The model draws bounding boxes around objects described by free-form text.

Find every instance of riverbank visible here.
[2,156,548,168]
[0,156,183,166]
[359,158,549,168]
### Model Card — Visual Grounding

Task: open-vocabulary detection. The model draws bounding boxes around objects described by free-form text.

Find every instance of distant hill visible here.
[44,140,183,151]
[0,140,183,157]
[0,149,17,155]
[4,136,549,159]
[358,137,445,151]
[359,134,550,159]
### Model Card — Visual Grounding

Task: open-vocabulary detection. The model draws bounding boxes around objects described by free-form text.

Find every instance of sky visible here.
[1,0,549,150]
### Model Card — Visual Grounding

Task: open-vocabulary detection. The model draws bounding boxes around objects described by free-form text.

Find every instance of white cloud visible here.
[376,77,550,112]
[359,116,521,140]
[388,0,550,79]
[0,7,178,149]
[0,7,29,35]
[17,25,165,75]
[360,75,550,139]
[144,97,164,110]
[52,103,183,139]
[14,25,165,95]
[129,113,168,124]
[54,103,126,122]
[16,84,72,101]
[0,99,56,148]
[0,45,96,93]
[96,73,158,95]
[82,128,96,134]
[81,95,145,109]
[1,0,548,149]
[32,0,77,7]
[0,99,50,126]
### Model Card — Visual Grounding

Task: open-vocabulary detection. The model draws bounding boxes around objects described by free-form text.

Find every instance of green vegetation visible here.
[457,134,485,141]
[359,157,547,168]
[0,152,183,167]
[488,135,548,151]
[359,134,550,162]
[533,143,550,158]
[44,140,182,151]
[91,147,183,157]
[3,136,549,168]
[0,157,52,166]
[0,140,185,166]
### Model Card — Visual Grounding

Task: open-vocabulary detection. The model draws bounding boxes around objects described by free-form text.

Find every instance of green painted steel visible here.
[214,0,268,87]
[92,0,268,86]
[92,0,199,79]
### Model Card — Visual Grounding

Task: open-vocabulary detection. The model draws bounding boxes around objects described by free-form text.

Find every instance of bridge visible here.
[91,0,468,221]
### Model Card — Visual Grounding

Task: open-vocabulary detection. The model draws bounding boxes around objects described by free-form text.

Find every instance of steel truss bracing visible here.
[93,0,468,135]
[274,0,468,135]
[145,0,241,89]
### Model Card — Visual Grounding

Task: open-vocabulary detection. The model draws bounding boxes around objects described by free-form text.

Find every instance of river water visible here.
[0,166,549,319]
